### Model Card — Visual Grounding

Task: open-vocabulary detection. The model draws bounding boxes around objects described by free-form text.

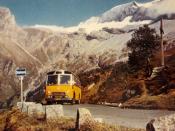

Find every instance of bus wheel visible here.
[71,98,75,105]
[46,101,52,105]
[75,94,81,104]
[71,93,75,105]
[41,99,47,105]
[76,100,80,104]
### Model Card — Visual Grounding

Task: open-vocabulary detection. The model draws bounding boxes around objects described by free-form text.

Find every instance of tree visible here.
[127,25,160,76]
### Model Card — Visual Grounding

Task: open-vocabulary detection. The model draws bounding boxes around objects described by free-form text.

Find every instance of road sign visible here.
[15,68,26,103]
[16,68,26,76]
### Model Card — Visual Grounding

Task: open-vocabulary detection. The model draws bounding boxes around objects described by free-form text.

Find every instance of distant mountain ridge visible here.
[99,0,175,23]
[32,0,175,33]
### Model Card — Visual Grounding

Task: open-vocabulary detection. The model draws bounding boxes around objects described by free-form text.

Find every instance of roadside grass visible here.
[123,92,175,110]
[0,110,8,131]
[0,108,144,131]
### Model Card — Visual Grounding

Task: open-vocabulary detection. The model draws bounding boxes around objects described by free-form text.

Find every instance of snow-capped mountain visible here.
[99,1,139,22]
[32,0,175,34]
[99,0,175,23]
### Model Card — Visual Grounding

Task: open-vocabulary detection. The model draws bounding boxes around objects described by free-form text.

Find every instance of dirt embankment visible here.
[80,47,175,109]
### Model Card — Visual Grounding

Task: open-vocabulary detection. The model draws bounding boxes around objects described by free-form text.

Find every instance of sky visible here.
[0,0,152,27]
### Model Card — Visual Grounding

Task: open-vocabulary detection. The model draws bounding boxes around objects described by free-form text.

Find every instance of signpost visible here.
[160,18,165,66]
[16,68,26,103]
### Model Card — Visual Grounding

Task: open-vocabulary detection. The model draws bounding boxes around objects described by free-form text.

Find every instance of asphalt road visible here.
[63,104,175,129]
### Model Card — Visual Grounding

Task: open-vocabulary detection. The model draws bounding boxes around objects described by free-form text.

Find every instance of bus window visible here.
[60,75,71,84]
[47,75,58,85]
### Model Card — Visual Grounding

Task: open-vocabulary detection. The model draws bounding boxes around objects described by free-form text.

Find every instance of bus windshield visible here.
[47,75,58,85]
[60,75,71,84]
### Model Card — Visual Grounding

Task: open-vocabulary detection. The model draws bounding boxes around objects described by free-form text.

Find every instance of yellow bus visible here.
[45,70,81,104]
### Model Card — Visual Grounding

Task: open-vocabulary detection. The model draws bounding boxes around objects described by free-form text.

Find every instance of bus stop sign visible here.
[15,68,26,103]
[16,68,26,76]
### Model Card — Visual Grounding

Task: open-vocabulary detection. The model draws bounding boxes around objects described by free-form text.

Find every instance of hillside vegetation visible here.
[80,26,175,109]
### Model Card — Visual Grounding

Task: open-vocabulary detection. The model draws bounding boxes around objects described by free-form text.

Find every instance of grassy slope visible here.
[80,46,175,109]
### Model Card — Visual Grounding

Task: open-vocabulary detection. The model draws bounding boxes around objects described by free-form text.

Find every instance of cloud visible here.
[139,0,175,17]
[32,16,150,34]
[78,16,150,33]
[154,0,175,14]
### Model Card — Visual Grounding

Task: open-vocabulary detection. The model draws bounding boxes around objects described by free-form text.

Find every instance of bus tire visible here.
[71,98,75,105]
[76,100,80,104]
[41,99,47,105]
[75,94,81,104]
[71,93,75,105]
[46,101,52,105]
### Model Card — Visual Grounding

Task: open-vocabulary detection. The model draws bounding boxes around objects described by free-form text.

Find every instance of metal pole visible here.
[161,33,164,66]
[20,76,24,103]
[160,18,165,66]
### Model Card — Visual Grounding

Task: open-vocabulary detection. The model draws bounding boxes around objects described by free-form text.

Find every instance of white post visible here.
[20,76,24,103]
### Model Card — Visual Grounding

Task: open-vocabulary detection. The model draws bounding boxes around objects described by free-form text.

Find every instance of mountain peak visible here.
[0,7,17,31]
[98,0,175,23]
[99,1,139,23]
[132,1,138,6]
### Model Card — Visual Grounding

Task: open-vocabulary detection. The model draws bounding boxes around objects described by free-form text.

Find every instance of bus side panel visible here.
[67,87,74,99]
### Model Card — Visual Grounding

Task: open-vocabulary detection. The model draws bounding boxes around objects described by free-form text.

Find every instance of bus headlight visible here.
[47,91,52,95]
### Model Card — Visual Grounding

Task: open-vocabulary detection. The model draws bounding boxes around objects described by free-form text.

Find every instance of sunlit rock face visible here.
[0,7,16,30]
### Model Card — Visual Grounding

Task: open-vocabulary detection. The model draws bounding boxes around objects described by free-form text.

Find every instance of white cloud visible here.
[139,0,175,16]
[31,16,150,34]
[78,16,150,33]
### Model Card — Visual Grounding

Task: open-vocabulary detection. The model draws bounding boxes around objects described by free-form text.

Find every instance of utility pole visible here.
[160,18,165,66]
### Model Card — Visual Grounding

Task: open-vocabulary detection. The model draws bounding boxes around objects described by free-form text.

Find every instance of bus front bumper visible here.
[46,95,72,101]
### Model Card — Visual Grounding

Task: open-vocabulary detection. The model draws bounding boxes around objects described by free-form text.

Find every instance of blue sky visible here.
[0,0,152,27]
